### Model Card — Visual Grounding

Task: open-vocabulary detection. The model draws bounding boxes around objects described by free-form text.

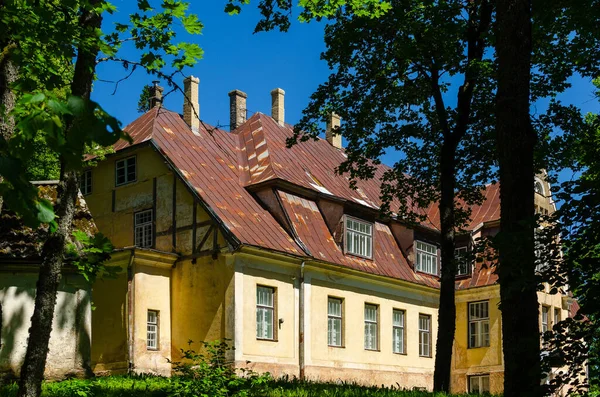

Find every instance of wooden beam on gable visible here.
[192,201,197,254]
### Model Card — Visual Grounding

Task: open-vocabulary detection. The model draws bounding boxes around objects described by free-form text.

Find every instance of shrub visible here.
[169,339,271,397]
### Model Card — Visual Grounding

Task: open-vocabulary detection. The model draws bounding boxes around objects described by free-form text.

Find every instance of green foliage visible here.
[169,339,271,397]
[137,85,153,113]
[0,0,203,229]
[0,375,496,397]
[224,0,391,33]
[66,230,120,284]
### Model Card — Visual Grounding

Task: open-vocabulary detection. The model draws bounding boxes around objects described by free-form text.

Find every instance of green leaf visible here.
[47,99,73,115]
[36,199,56,224]
[182,14,203,35]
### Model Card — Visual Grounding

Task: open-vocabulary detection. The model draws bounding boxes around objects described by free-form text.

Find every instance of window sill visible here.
[115,180,138,188]
[147,348,159,351]
[393,352,407,356]
[455,274,471,280]
[344,252,374,261]
[419,355,432,358]
[257,338,278,342]
[364,348,380,352]
[328,344,345,349]
[467,345,490,350]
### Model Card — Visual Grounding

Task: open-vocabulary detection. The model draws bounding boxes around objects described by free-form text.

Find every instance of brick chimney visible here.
[183,76,200,131]
[228,89,247,131]
[271,88,285,126]
[326,113,342,149]
[150,81,163,108]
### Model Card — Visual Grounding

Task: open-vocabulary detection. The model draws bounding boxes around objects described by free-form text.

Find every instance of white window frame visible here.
[115,156,137,186]
[327,297,343,347]
[393,309,406,354]
[147,310,159,350]
[469,301,490,348]
[344,216,374,259]
[419,314,431,357]
[134,209,154,248]
[469,374,490,394]
[80,169,92,195]
[455,246,471,276]
[256,286,276,340]
[542,306,549,333]
[415,241,438,276]
[364,304,379,351]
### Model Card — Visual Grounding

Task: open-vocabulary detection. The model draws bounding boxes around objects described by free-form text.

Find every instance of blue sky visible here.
[92,1,599,172]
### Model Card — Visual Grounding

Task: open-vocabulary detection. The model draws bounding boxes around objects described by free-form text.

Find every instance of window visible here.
[256,286,275,340]
[364,304,378,350]
[328,298,343,347]
[134,210,154,248]
[415,241,438,275]
[469,374,490,394]
[419,314,431,357]
[455,246,471,276]
[542,306,549,333]
[147,310,158,350]
[534,180,545,195]
[393,309,406,354]
[116,156,136,186]
[469,301,490,348]
[80,169,92,195]
[554,308,560,328]
[345,217,373,258]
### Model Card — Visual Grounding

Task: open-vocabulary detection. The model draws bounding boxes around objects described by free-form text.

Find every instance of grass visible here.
[0,375,492,397]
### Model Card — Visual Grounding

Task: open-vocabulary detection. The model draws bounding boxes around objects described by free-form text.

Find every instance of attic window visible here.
[344,216,373,259]
[116,156,136,186]
[80,169,92,195]
[455,246,471,276]
[415,241,438,276]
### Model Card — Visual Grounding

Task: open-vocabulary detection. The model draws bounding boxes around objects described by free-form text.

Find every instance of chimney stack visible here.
[183,76,200,132]
[271,88,285,126]
[326,113,342,149]
[228,89,247,131]
[150,81,164,108]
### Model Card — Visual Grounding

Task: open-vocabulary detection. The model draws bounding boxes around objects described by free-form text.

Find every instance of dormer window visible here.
[455,246,471,276]
[415,241,438,275]
[345,216,373,259]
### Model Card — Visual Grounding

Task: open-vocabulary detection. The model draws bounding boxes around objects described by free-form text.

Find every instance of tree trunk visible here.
[0,46,18,214]
[495,0,541,396]
[17,4,102,396]
[433,139,458,392]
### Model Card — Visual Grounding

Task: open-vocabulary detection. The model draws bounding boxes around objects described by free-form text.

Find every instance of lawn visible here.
[0,376,490,397]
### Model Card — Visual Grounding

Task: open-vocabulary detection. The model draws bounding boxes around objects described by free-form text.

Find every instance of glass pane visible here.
[365,305,377,321]
[265,308,273,339]
[328,299,341,316]
[256,308,264,337]
[393,310,404,326]
[481,376,490,392]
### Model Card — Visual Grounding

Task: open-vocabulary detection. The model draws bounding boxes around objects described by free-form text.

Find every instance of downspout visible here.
[126,249,136,373]
[299,261,306,380]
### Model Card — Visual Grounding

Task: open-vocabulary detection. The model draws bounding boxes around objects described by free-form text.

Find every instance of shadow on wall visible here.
[0,273,92,382]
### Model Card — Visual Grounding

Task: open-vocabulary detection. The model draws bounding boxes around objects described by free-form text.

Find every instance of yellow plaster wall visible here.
[132,262,172,375]
[91,268,129,374]
[452,285,503,394]
[307,270,437,389]
[170,256,235,362]
[240,264,298,366]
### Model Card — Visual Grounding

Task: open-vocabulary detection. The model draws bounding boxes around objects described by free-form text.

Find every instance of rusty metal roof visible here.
[115,107,505,289]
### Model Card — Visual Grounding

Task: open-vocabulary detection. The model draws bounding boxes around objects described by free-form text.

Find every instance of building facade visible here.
[4,78,572,393]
